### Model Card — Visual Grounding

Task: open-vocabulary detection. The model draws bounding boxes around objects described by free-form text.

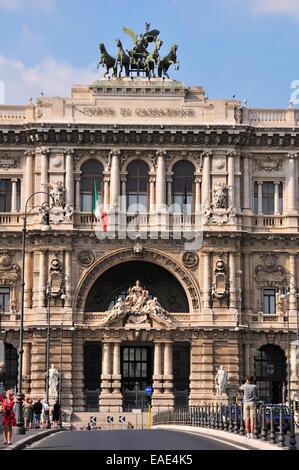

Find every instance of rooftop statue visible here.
[98,23,179,79]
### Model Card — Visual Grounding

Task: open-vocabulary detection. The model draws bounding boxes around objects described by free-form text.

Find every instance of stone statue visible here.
[49,364,59,397]
[215,365,228,396]
[49,181,65,208]
[212,183,229,209]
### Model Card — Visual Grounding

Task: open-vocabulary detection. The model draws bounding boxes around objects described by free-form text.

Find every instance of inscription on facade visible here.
[82,107,196,118]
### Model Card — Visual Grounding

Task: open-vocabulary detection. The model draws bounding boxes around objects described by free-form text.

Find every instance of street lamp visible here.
[279,279,299,405]
[58,309,75,428]
[15,191,53,435]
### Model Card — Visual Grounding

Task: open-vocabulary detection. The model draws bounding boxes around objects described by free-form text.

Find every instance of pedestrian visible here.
[52,401,60,429]
[239,376,258,438]
[41,399,50,429]
[2,390,16,445]
[23,397,33,431]
[32,399,42,429]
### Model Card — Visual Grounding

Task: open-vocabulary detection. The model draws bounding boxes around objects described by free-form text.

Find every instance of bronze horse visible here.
[145,37,163,78]
[98,43,117,77]
[116,39,130,78]
[158,44,179,79]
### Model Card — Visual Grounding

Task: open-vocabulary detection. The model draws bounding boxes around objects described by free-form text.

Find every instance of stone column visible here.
[257,182,263,215]
[156,151,166,209]
[99,341,112,412]
[229,252,237,310]
[72,337,85,411]
[287,153,297,213]
[203,252,211,310]
[24,151,33,210]
[290,340,298,400]
[227,151,235,209]
[65,150,74,207]
[162,342,174,406]
[24,251,32,310]
[243,253,251,311]
[110,150,120,209]
[65,251,72,308]
[153,342,163,397]
[289,254,297,311]
[195,176,201,213]
[23,343,31,394]
[149,177,156,213]
[110,342,122,411]
[103,176,110,213]
[202,151,211,210]
[120,176,127,213]
[167,176,172,208]
[75,177,81,211]
[11,179,18,213]
[242,154,251,212]
[189,339,215,405]
[38,251,47,308]
[40,148,49,206]
[274,182,280,215]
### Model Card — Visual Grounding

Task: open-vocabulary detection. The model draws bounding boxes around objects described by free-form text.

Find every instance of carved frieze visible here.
[0,154,21,170]
[255,157,283,172]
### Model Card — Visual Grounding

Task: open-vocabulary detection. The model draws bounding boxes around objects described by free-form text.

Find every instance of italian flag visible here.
[93,181,108,232]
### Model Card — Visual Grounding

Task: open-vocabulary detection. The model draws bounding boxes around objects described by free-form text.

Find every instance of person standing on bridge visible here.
[239,376,258,438]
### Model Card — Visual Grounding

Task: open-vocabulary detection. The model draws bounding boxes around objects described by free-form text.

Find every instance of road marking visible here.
[168,430,251,450]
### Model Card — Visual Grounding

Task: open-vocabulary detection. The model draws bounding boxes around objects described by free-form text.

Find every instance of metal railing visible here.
[153,403,297,450]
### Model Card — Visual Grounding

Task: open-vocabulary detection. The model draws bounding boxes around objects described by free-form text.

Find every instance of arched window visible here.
[127,161,149,212]
[172,161,195,212]
[254,345,286,403]
[80,160,103,212]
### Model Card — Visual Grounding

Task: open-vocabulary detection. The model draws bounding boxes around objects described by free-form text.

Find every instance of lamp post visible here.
[234,312,251,379]
[279,277,299,405]
[15,191,53,435]
[58,309,75,428]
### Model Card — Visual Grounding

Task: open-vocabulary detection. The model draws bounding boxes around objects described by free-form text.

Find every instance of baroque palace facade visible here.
[0,77,298,412]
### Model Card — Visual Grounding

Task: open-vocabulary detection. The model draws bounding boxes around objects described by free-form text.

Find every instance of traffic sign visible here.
[107,416,114,423]
[119,416,126,424]
[145,386,153,395]
[132,409,142,414]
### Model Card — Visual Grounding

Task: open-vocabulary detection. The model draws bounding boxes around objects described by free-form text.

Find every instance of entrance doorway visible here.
[1,343,18,393]
[121,345,153,411]
[84,342,102,411]
[254,345,286,403]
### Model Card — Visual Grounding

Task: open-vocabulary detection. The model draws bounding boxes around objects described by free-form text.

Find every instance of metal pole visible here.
[45,286,51,405]
[287,309,291,405]
[14,216,26,434]
[58,321,63,427]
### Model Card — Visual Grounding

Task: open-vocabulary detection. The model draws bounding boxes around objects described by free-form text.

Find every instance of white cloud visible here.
[248,0,299,19]
[0,0,54,11]
[0,55,100,104]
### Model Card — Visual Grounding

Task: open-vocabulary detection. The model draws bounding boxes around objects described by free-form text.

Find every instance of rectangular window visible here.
[254,183,258,214]
[0,180,12,213]
[0,287,10,312]
[279,183,283,214]
[263,289,276,315]
[262,182,274,215]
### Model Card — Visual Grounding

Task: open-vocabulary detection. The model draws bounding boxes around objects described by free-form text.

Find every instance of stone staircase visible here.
[71,411,151,430]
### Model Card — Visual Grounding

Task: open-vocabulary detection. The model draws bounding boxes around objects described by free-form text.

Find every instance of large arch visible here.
[254,344,286,403]
[75,248,200,313]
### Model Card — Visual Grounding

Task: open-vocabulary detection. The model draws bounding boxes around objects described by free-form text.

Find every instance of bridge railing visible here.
[153,403,297,450]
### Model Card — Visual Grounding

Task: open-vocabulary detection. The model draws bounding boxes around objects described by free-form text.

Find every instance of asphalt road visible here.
[26,429,251,451]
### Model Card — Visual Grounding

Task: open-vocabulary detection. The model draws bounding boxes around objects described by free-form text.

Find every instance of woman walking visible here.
[2,390,16,445]
[52,401,60,429]
[23,398,33,431]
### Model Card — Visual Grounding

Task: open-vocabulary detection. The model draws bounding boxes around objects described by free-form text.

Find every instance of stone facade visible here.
[0,78,298,411]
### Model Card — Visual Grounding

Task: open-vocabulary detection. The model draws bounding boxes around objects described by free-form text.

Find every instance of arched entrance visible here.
[254,345,286,403]
[85,261,190,313]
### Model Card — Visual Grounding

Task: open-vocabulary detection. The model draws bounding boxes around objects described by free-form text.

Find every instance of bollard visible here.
[269,408,276,445]
[215,404,219,430]
[199,406,203,427]
[253,406,259,439]
[239,403,245,436]
[228,404,233,432]
[278,406,286,448]
[288,408,297,451]
[260,406,267,441]
[234,404,239,434]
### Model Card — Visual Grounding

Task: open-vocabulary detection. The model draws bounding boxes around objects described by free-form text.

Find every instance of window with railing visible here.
[172,161,195,213]
[263,288,276,315]
[80,160,103,212]
[254,182,283,215]
[0,287,10,312]
[127,161,149,212]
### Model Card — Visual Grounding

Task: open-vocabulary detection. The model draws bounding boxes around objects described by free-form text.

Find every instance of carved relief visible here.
[78,251,95,267]
[182,252,199,269]
[0,251,20,312]
[0,154,21,170]
[255,253,286,287]
[255,157,283,172]
[211,255,229,302]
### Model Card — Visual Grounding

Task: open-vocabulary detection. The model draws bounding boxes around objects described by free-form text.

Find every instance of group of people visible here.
[0,391,61,445]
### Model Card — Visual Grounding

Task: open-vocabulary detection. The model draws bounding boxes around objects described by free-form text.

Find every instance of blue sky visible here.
[0,0,299,106]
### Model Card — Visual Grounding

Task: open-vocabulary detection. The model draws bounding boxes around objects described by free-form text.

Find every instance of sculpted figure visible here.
[215,365,229,396]
[212,183,229,210]
[49,364,59,397]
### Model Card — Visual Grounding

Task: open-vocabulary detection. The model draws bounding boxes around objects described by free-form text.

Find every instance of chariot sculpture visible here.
[97,23,179,79]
